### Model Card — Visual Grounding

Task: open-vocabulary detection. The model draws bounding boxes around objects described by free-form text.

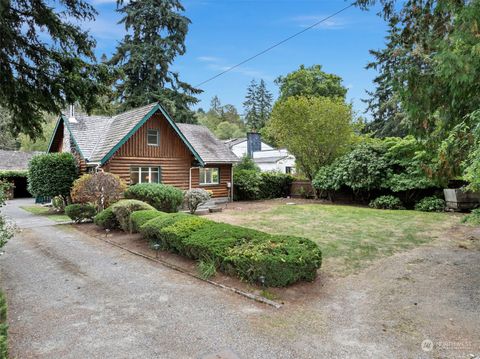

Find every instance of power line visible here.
[195,2,356,88]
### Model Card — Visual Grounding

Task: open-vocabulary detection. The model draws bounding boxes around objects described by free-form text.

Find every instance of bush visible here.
[110,199,155,232]
[369,195,404,210]
[65,204,96,223]
[233,169,261,200]
[461,208,480,225]
[129,210,167,233]
[234,155,260,171]
[198,259,217,279]
[125,183,184,212]
[94,207,118,230]
[0,290,7,359]
[184,189,211,214]
[139,215,322,287]
[28,152,77,200]
[259,172,294,199]
[414,196,445,212]
[71,172,126,211]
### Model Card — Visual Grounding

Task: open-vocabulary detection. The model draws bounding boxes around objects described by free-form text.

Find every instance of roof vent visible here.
[68,104,77,123]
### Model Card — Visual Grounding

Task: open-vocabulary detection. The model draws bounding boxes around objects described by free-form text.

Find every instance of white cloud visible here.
[290,15,347,30]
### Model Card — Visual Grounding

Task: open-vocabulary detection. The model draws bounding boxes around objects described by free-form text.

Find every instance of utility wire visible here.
[195,2,355,88]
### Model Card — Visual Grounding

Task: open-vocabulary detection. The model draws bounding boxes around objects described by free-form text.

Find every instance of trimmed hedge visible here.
[129,210,167,233]
[139,214,322,287]
[110,199,155,232]
[65,204,96,223]
[124,183,184,212]
[233,170,293,201]
[93,207,118,229]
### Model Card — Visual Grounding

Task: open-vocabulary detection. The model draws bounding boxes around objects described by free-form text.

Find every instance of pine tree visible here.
[110,0,201,123]
[243,80,259,131]
[256,79,273,130]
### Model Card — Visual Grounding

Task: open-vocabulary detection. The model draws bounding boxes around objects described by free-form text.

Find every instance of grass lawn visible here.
[215,202,461,275]
[20,205,70,223]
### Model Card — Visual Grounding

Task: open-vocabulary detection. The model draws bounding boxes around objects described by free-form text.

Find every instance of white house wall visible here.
[231,140,274,158]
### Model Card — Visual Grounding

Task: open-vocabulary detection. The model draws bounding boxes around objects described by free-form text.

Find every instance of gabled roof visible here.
[0,150,42,171]
[224,137,247,147]
[50,103,237,166]
[177,124,239,164]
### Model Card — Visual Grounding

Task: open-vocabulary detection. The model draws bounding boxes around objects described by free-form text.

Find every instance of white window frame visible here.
[147,129,159,146]
[130,166,161,184]
[199,167,220,185]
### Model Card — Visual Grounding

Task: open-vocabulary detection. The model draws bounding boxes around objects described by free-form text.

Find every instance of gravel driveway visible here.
[1,199,479,358]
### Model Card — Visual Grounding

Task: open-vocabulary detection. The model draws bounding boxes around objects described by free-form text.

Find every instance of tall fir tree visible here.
[110,0,201,123]
[243,79,273,132]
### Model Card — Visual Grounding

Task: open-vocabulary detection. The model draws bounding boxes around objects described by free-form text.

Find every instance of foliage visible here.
[0,170,27,179]
[196,96,245,139]
[0,181,15,248]
[129,210,167,233]
[93,207,118,230]
[110,0,201,123]
[0,0,106,139]
[71,172,127,211]
[19,115,57,151]
[234,155,260,172]
[0,290,8,359]
[110,199,155,232]
[51,196,66,213]
[27,153,77,200]
[139,214,322,287]
[461,209,480,226]
[243,79,273,131]
[464,112,480,192]
[275,64,347,101]
[414,197,445,212]
[369,195,404,210]
[184,189,211,214]
[0,107,19,150]
[266,96,353,180]
[125,183,184,212]
[197,259,217,280]
[233,169,262,201]
[65,204,97,223]
[259,172,294,199]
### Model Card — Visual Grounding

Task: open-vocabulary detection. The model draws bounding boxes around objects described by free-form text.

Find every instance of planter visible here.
[443,188,480,211]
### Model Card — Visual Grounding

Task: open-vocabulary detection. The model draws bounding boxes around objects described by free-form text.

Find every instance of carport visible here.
[0,149,41,198]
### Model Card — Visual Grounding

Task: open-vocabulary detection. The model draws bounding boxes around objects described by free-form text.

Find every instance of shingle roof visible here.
[224,137,246,148]
[60,103,237,165]
[177,124,239,164]
[253,156,288,164]
[0,150,42,171]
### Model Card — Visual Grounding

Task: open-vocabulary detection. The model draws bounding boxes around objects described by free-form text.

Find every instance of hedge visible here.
[124,183,184,212]
[110,199,155,232]
[0,170,28,179]
[65,204,96,223]
[139,214,322,287]
[93,207,118,229]
[233,170,293,201]
[129,210,168,233]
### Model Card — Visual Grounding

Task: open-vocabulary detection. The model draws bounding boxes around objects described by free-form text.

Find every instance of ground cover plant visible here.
[129,210,167,233]
[209,202,459,276]
[137,213,322,287]
[461,208,480,226]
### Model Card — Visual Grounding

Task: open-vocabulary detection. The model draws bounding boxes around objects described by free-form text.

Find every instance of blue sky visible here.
[86,0,388,118]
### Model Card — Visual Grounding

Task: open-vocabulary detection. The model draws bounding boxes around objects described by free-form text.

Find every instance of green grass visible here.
[20,205,70,222]
[221,203,460,275]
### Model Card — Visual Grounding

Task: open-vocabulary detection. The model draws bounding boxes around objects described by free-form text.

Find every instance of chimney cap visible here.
[68,104,77,123]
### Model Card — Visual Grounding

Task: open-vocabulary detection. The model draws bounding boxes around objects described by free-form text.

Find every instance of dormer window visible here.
[147,129,159,146]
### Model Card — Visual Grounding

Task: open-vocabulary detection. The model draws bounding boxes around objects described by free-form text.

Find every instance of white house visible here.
[225,133,296,174]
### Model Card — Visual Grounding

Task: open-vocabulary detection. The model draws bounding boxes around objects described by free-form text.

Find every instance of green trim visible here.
[60,115,87,160]
[46,116,62,153]
[100,103,204,166]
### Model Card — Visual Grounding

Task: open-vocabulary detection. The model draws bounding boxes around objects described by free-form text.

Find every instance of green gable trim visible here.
[47,115,87,161]
[99,103,205,166]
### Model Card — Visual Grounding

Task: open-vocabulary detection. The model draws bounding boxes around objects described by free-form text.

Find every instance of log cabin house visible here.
[47,103,238,200]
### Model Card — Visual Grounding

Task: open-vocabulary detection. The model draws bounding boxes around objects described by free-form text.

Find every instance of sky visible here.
[86,0,388,118]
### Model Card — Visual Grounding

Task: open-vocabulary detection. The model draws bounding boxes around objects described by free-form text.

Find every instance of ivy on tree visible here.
[110,0,201,123]
[0,0,105,139]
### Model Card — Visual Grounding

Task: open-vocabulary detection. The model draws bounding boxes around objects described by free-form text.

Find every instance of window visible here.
[199,168,219,185]
[285,166,292,174]
[131,167,161,184]
[147,129,159,146]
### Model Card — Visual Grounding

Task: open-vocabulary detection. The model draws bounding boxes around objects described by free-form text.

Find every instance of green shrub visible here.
[259,172,294,199]
[233,169,261,200]
[224,235,322,287]
[94,207,118,229]
[139,215,322,287]
[369,195,404,210]
[198,259,217,279]
[65,204,96,223]
[461,208,480,225]
[110,199,155,232]
[129,210,167,233]
[184,188,211,214]
[0,290,7,359]
[125,183,184,212]
[414,196,446,212]
[27,152,77,199]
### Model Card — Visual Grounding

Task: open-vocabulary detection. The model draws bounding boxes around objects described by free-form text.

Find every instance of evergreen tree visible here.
[256,80,273,130]
[110,0,201,123]
[0,0,104,139]
[243,80,259,131]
